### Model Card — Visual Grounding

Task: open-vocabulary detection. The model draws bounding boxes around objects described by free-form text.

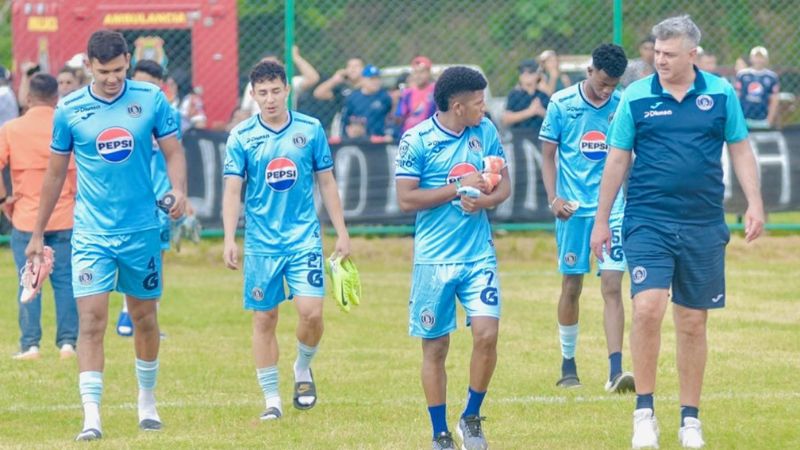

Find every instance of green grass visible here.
[0,234,799,449]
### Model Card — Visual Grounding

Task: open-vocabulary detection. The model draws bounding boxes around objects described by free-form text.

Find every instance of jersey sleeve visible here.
[312,123,334,173]
[153,90,179,140]
[607,93,635,151]
[539,98,562,143]
[395,132,424,180]
[724,82,749,143]
[223,133,246,178]
[50,105,73,154]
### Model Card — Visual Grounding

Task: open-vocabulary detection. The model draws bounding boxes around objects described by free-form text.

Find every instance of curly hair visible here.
[433,66,487,112]
[592,44,628,79]
[250,60,287,86]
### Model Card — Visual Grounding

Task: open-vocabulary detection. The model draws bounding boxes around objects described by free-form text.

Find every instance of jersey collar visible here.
[650,65,707,99]
[88,80,128,105]
[257,111,293,135]
[578,81,613,110]
[432,113,464,138]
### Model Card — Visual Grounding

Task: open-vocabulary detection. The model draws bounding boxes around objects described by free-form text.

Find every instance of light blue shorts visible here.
[243,248,325,311]
[408,257,501,339]
[71,228,162,300]
[555,213,626,275]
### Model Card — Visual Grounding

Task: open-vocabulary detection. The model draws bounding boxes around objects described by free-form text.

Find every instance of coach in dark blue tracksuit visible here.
[589,15,764,449]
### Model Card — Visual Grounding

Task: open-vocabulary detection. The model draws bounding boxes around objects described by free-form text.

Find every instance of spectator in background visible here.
[65,53,91,87]
[0,65,18,126]
[502,59,549,132]
[57,66,82,98]
[696,47,719,75]
[342,64,392,141]
[735,46,780,129]
[241,46,320,115]
[179,86,207,131]
[0,73,78,361]
[395,56,436,136]
[314,57,365,137]
[226,108,250,133]
[539,50,572,95]
[621,35,655,87]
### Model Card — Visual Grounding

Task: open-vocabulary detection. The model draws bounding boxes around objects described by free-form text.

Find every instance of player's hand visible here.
[460,172,488,194]
[292,45,301,60]
[529,98,546,117]
[549,197,574,220]
[743,203,765,243]
[333,234,351,260]
[590,220,611,262]
[24,234,44,263]
[167,190,186,220]
[2,195,18,221]
[460,194,481,213]
[223,240,239,270]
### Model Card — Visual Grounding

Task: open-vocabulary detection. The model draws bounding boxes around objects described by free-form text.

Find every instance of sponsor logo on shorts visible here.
[480,287,499,305]
[292,133,307,147]
[127,103,142,118]
[564,252,577,266]
[78,269,93,286]
[420,309,435,330]
[696,94,714,111]
[252,287,264,301]
[711,294,724,303]
[265,157,298,191]
[307,269,323,288]
[96,127,135,163]
[631,266,647,284]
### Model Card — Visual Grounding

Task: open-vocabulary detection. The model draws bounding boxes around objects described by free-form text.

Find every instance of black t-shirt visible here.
[505,88,550,130]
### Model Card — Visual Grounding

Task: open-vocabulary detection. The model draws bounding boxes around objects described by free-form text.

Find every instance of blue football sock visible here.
[428,404,448,438]
[636,393,654,411]
[681,405,699,426]
[561,357,577,376]
[609,352,622,381]
[462,387,486,418]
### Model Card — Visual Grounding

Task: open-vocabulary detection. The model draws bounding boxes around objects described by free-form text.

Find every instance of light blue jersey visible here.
[151,108,182,200]
[51,80,178,234]
[224,111,333,256]
[395,115,506,264]
[540,82,624,217]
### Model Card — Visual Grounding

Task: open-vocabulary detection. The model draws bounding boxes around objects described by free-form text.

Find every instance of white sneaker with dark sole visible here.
[605,371,635,393]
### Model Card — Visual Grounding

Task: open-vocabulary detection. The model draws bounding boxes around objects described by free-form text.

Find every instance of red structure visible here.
[11,0,239,127]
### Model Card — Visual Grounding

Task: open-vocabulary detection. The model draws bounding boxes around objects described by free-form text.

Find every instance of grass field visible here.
[0,233,798,449]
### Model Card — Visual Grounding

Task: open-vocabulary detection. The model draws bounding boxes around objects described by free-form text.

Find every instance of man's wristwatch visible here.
[0,196,7,206]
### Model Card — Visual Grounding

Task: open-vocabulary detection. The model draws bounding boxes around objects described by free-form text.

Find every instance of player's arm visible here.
[158,136,187,219]
[461,166,511,213]
[540,140,570,220]
[590,148,631,260]
[0,126,13,219]
[501,97,543,126]
[293,46,320,92]
[728,139,765,242]
[221,176,243,270]
[25,153,71,259]
[316,170,350,258]
[397,171,486,213]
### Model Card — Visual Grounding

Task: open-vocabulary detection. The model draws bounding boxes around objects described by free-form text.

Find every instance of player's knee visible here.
[253,310,279,334]
[472,328,498,352]
[422,336,450,362]
[561,276,583,301]
[298,308,323,330]
[601,283,622,303]
[633,303,662,326]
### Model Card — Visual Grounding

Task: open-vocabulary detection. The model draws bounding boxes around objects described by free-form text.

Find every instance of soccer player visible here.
[25,30,187,441]
[539,44,635,393]
[222,60,350,421]
[396,66,511,450]
[591,16,764,449]
[115,59,185,337]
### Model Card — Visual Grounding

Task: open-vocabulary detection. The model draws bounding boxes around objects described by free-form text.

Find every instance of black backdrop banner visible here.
[180,127,800,228]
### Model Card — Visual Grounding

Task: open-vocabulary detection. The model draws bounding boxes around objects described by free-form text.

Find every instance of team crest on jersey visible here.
[579,131,608,161]
[251,287,264,301]
[468,137,482,153]
[696,95,714,111]
[292,133,307,148]
[127,103,142,118]
[420,309,435,330]
[96,127,135,163]
[446,162,479,185]
[265,157,298,192]
[632,266,647,284]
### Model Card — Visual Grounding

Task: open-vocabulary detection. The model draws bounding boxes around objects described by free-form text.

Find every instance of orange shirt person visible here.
[0,73,78,360]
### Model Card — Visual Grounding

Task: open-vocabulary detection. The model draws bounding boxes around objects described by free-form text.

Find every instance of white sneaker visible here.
[13,346,41,360]
[679,417,705,448]
[60,344,77,359]
[632,408,659,449]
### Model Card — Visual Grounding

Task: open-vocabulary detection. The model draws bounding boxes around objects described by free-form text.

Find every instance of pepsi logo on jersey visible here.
[266,157,298,191]
[579,130,608,161]
[96,127,135,163]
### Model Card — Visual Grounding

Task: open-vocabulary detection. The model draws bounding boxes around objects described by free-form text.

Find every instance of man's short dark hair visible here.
[592,44,628,78]
[250,60,287,86]
[29,73,58,100]
[433,66,487,112]
[87,30,129,64]
[640,35,656,46]
[133,59,164,81]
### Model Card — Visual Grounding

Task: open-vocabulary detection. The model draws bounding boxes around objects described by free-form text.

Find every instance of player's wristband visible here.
[548,197,558,209]
[454,178,462,193]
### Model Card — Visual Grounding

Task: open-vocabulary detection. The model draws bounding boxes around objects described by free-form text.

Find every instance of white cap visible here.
[750,46,768,58]
[66,53,87,69]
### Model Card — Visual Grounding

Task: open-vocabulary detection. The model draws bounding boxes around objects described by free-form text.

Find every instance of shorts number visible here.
[307,252,321,269]
[484,269,495,287]
[610,227,624,262]
[147,257,156,271]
